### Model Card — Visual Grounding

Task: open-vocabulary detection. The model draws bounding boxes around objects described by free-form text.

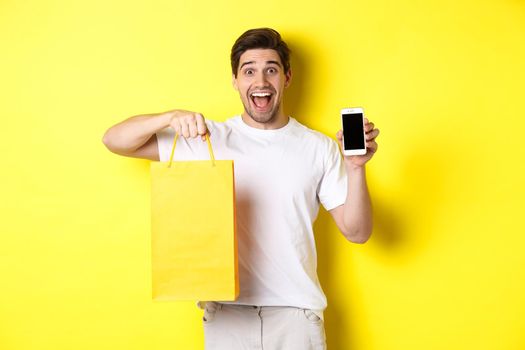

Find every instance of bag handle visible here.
[167,133,216,168]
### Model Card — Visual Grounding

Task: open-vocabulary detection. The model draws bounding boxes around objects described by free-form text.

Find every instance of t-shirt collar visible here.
[234,115,295,136]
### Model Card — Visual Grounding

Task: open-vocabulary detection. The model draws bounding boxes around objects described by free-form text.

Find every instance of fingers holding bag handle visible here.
[164,109,214,168]
[167,110,209,141]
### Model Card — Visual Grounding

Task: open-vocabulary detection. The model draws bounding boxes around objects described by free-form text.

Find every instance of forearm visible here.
[341,164,373,243]
[102,112,171,153]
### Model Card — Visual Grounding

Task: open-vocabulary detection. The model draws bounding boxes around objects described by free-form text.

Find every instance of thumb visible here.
[336,130,344,150]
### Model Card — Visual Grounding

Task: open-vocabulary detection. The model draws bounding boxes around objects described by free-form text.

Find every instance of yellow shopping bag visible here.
[150,134,238,301]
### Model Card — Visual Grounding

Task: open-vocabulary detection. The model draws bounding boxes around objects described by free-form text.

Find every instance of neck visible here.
[241,109,289,130]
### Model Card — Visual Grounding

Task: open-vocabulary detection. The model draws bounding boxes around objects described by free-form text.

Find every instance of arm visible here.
[329,119,380,244]
[101,110,209,160]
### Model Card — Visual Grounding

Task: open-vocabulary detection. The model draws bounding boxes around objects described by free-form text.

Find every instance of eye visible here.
[244,69,254,76]
[267,67,277,74]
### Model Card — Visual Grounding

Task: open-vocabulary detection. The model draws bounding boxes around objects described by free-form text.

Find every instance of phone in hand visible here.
[341,107,366,156]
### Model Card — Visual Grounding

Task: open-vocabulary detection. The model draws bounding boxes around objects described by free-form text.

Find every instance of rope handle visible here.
[167,133,215,168]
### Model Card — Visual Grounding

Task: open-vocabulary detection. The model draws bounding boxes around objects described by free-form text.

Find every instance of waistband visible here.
[197,301,324,321]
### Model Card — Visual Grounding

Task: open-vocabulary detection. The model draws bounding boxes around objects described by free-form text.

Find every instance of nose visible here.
[254,71,269,86]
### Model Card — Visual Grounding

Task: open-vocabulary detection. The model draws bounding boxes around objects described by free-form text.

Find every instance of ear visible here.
[284,68,292,88]
[232,73,239,91]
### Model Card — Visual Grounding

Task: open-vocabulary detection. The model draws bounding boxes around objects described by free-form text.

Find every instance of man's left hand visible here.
[336,118,380,168]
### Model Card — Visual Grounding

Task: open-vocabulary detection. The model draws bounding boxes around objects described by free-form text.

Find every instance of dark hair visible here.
[230,28,291,77]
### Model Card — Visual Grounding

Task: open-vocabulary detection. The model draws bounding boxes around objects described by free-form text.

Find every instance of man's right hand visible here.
[102,109,210,161]
[166,110,209,141]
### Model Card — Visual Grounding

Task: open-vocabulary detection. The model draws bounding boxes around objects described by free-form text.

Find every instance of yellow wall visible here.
[1,0,524,349]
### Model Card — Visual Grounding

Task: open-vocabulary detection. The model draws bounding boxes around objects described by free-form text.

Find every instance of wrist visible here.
[344,160,365,173]
[160,110,177,127]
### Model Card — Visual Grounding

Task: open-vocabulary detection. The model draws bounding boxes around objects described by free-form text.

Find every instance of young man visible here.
[103,28,379,350]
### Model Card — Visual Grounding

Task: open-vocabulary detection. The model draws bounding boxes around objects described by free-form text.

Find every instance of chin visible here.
[249,113,275,124]
[246,107,279,124]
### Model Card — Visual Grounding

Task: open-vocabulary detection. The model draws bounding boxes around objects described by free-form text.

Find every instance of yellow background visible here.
[1,0,524,349]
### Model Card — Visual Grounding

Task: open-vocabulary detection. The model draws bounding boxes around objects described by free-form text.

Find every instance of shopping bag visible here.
[150,134,238,301]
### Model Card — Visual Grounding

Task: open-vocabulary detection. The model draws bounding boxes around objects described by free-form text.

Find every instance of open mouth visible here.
[250,91,273,111]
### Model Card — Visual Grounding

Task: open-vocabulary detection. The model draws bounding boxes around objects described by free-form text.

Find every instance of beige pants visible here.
[201,302,327,350]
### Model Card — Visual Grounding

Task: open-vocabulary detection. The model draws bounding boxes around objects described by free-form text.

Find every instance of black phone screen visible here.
[342,113,365,150]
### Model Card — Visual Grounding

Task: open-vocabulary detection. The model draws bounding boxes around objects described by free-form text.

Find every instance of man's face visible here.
[232,49,291,125]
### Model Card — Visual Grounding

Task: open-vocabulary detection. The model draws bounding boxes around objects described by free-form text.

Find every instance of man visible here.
[102,28,379,350]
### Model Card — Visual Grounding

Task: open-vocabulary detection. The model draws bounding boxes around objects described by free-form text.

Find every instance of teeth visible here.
[251,92,272,97]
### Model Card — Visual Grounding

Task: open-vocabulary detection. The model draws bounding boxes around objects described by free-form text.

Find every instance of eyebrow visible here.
[239,60,282,70]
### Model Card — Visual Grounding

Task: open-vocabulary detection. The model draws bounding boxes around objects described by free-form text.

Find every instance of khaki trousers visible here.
[201,302,327,350]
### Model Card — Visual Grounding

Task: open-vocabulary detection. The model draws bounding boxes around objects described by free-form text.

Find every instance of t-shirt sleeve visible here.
[317,139,347,211]
[155,127,176,162]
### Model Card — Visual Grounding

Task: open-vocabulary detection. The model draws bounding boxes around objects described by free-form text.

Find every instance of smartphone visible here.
[341,107,366,156]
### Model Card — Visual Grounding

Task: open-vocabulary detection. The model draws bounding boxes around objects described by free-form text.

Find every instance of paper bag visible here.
[150,134,238,301]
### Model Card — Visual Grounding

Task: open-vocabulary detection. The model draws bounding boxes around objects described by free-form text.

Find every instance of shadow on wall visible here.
[313,198,407,348]
[314,209,360,349]
[314,150,452,350]
[283,37,312,123]
[281,36,454,345]
[371,138,456,262]
[313,135,456,348]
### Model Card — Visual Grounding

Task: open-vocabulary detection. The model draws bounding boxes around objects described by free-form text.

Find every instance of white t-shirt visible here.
[156,116,347,312]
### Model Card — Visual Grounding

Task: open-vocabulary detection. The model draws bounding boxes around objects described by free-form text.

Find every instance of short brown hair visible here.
[230,28,291,77]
